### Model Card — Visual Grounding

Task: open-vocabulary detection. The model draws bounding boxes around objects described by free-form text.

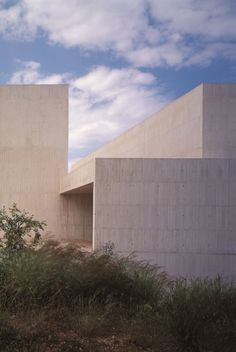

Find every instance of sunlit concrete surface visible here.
[64,83,236,279]
[1,83,236,279]
[71,83,236,172]
[0,85,92,242]
[0,85,68,239]
[94,158,236,279]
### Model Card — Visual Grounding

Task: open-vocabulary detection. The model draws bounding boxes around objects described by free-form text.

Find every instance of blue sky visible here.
[0,0,236,165]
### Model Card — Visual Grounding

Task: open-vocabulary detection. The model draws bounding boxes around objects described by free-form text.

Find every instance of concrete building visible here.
[0,83,236,279]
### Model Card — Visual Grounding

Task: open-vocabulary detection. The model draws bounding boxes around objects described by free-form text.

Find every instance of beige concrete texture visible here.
[60,168,94,242]
[0,85,92,242]
[203,84,236,158]
[60,158,95,194]
[62,193,93,242]
[63,82,236,278]
[0,85,94,242]
[0,85,68,239]
[94,158,236,280]
[60,158,95,243]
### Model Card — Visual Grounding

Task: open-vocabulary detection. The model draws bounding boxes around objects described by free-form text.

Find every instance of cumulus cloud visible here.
[9,60,70,84]
[0,0,235,68]
[69,66,167,154]
[149,0,236,40]
[9,61,168,164]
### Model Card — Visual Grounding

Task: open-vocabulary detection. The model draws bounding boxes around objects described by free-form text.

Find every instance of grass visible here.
[162,278,236,352]
[0,242,234,351]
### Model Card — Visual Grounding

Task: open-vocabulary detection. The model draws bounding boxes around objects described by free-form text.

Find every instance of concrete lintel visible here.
[60,159,95,194]
[61,182,93,195]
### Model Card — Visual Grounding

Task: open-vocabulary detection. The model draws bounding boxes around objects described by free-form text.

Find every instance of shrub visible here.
[0,245,167,312]
[0,228,235,351]
[0,204,46,253]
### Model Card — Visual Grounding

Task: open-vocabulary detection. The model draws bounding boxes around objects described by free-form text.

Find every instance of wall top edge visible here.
[94,157,236,162]
[201,82,236,86]
[0,85,69,100]
[0,84,69,88]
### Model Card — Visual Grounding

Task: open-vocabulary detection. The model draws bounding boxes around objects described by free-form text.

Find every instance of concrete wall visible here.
[62,193,93,242]
[71,84,203,172]
[72,83,236,174]
[2,84,235,278]
[203,84,236,158]
[60,159,95,244]
[0,85,92,242]
[94,158,236,279]
[0,85,68,238]
[60,159,95,194]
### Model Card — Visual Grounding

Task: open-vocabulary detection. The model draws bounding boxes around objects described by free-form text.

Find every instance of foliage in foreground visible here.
[0,203,46,253]
[0,204,235,351]
[0,242,234,351]
[0,244,167,311]
[162,278,236,352]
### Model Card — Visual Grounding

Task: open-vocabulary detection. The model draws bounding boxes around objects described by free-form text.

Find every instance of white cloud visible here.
[8,61,168,163]
[69,66,168,159]
[148,0,236,40]
[0,0,235,68]
[184,43,236,67]
[9,60,70,84]
[126,41,188,67]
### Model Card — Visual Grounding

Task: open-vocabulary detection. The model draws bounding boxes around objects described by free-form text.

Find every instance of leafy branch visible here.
[0,203,46,253]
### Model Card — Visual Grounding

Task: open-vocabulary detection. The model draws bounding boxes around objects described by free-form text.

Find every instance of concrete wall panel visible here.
[61,193,93,242]
[94,158,236,279]
[203,84,236,158]
[0,85,69,239]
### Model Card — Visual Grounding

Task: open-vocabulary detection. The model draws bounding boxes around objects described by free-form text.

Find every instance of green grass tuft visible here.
[0,243,234,351]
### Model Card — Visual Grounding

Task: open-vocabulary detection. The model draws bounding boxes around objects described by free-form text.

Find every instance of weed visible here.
[162,278,236,352]
[0,238,234,352]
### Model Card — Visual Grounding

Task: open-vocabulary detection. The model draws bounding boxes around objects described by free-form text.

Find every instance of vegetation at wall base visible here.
[0,206,235,351]
[0,244,234,351]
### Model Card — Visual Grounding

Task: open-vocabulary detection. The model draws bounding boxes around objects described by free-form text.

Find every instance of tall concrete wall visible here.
[94,158,236,279]
[0,85,68,238]
[0,85,91,241]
